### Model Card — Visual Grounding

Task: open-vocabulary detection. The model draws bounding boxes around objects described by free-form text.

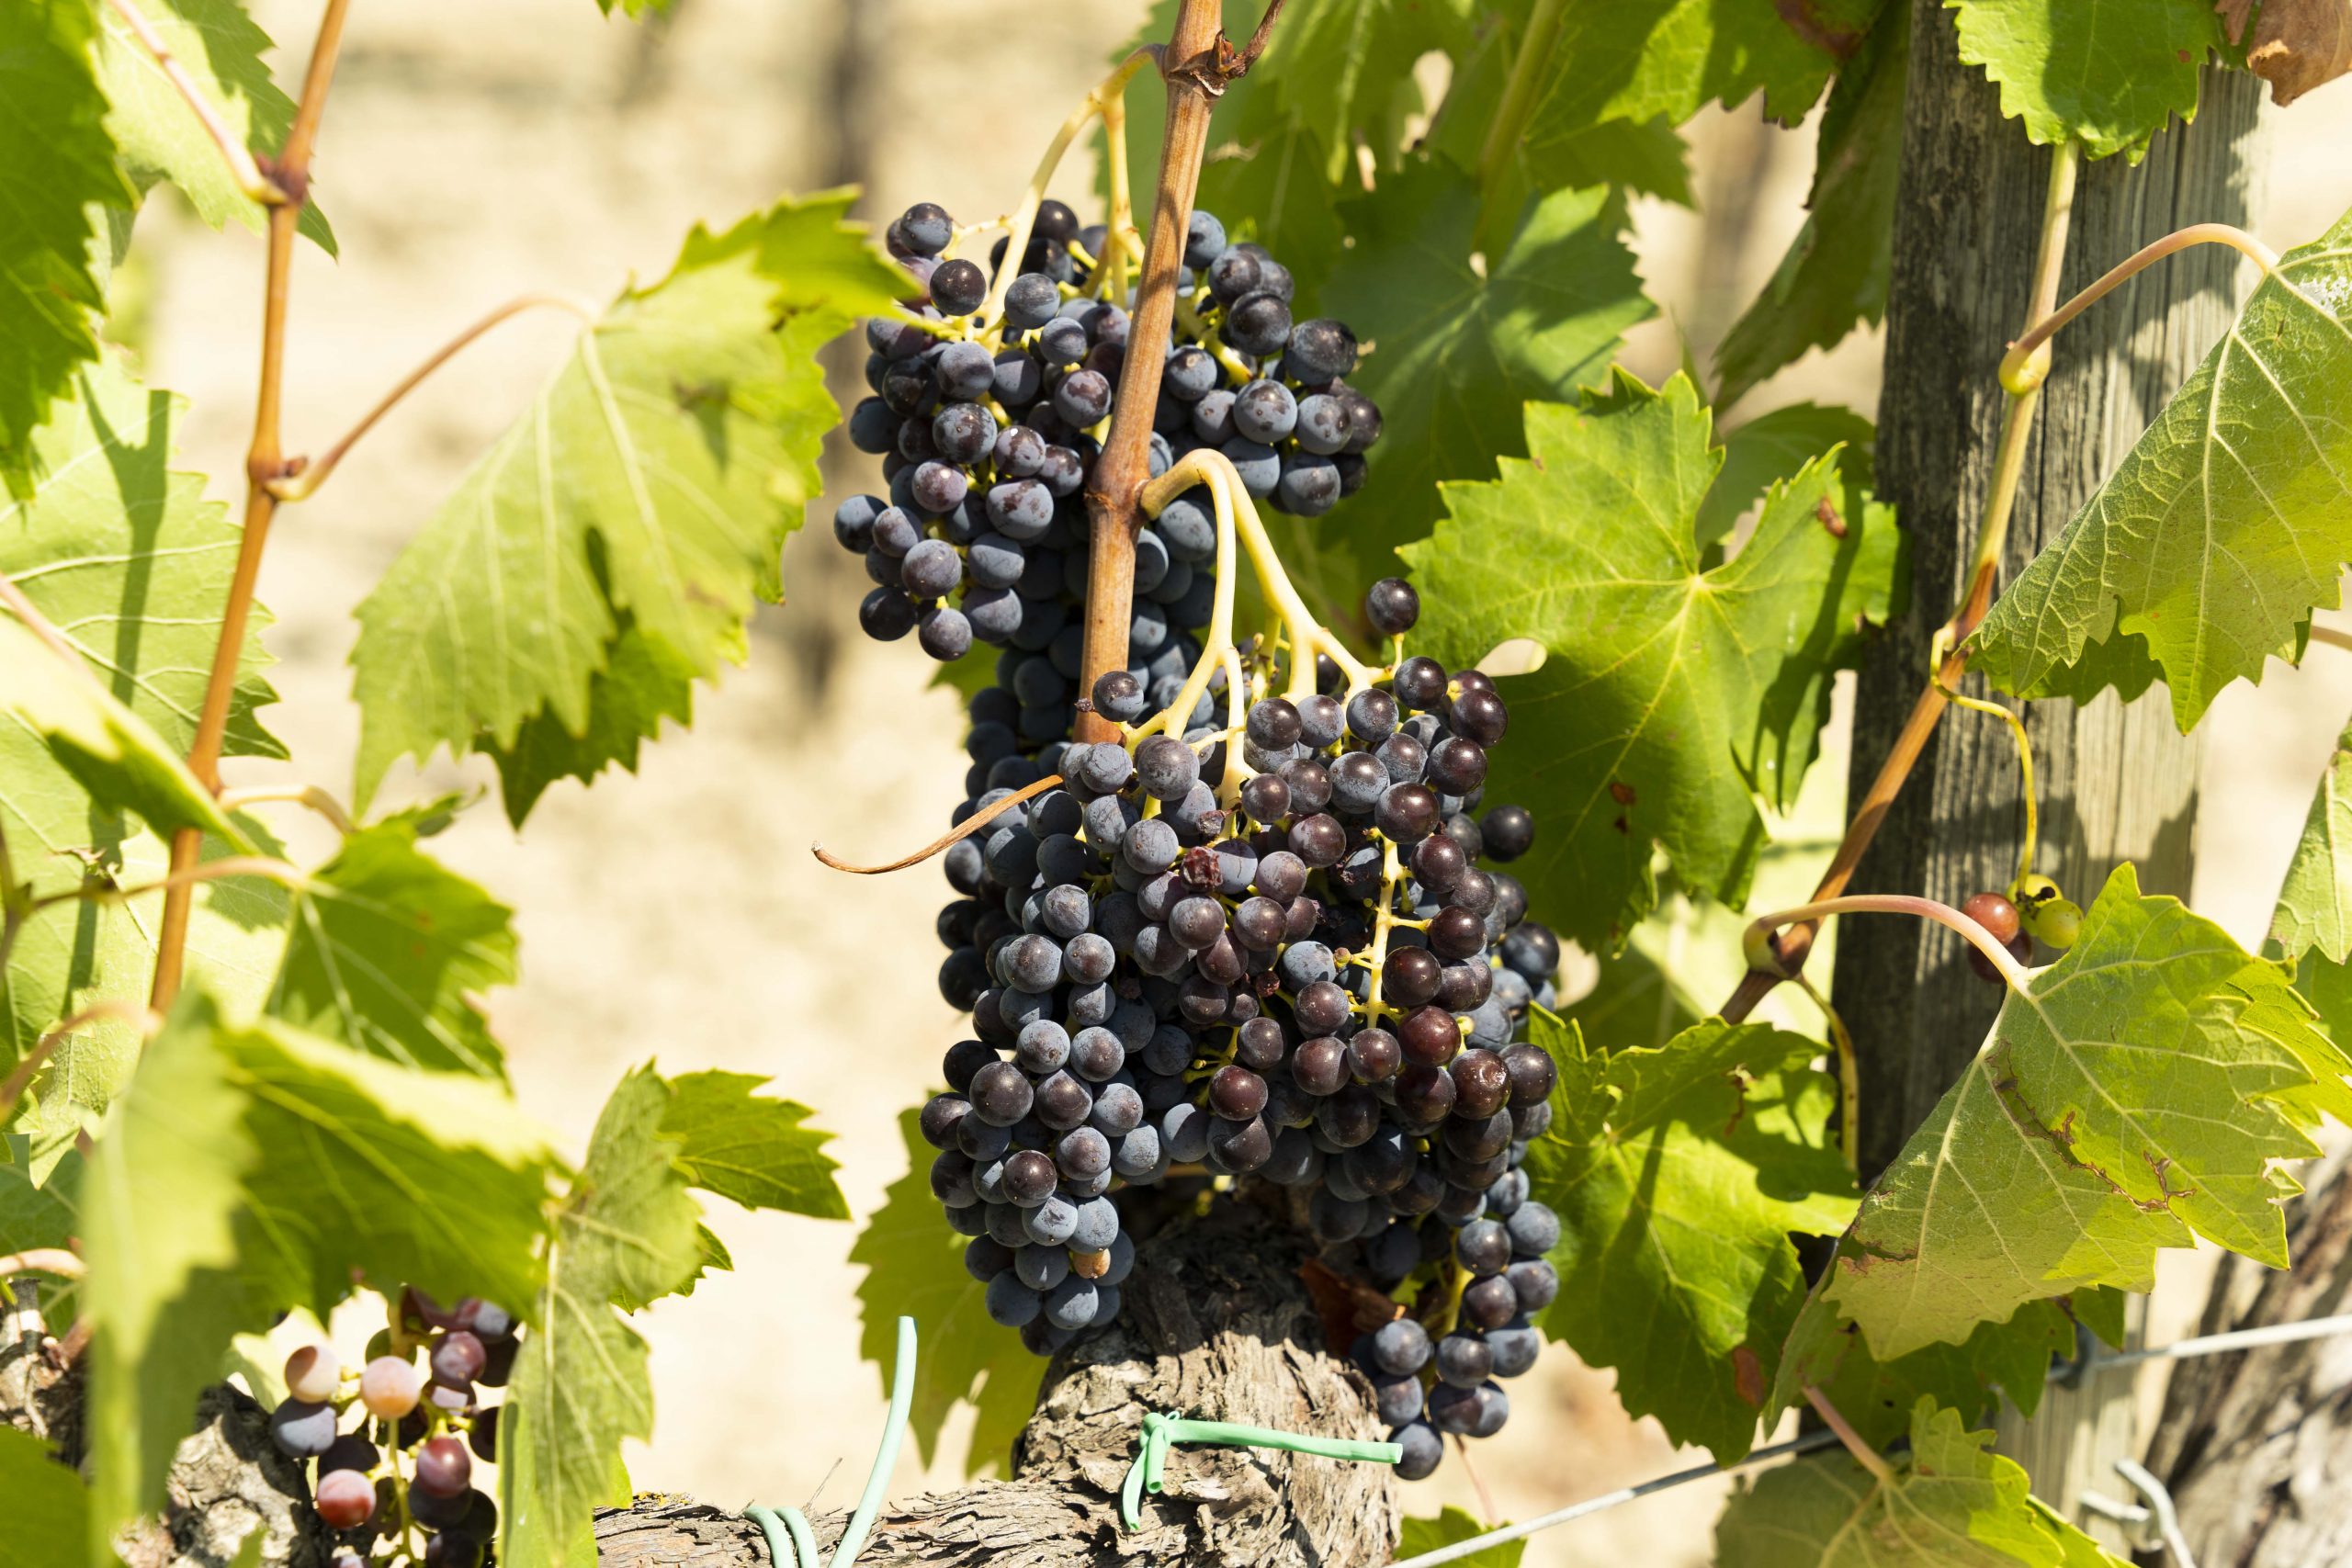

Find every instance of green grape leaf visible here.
[2271,708,2352,964]
[0,0,131,481]
[1696,401,1881,547]
[1969,203,2352,729]
[596,0,676,13]
[0,1426,86,1568]
[1715,1398,2122,1566]
[0,615,241,847]
[503,1065,701,1565]
[0,1134,79,1257]
[1397,1506,1522,1568]
[1996,864,2329,1263]
[1521,1013,1856,1462]
[1713,4,1906,409]
[1770,1282,2077,1447]
[82,997,556,1551]
[851,1111,1040,1476]
[349,194,905,821]
[1519,0,1885,197]
[1285,161,1650,625]
[2,359,284,1121]
[1196,104,1348,300]
[658,1067,849,1220]
[1254,0,1469,185]
[266,811,517,1079]
[1402,371,1901,951]
[92,0,334,253]
[1948,0,2222,161]
[487,613,698,827]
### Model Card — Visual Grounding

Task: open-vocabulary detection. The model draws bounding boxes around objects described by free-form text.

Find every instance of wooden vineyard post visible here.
[1836,0,2268,1543]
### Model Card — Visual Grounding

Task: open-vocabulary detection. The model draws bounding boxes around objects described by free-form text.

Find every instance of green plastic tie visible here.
[748,1315,917,1567]
[1118,1411,1404,1529]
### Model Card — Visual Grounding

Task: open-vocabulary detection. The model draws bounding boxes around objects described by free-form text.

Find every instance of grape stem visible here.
[266,292,600,502]
[1077,0,1275,743]
[1132,450,1381,750]
[1802,1384,1897,1486]
[30,854,305,915]
[153,0,354,1012]
[811,770,1068,875]
[0,1000,159,1125]
[2308,624,2352,653]
[974,48,1159,333]
[102,0,287,207]
[1716,139,2082,1025]
[1745,894,2031,993]
[1473,0,1567,239]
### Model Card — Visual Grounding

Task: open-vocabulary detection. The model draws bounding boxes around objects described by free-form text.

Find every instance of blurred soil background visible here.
[109,1,2352,1559]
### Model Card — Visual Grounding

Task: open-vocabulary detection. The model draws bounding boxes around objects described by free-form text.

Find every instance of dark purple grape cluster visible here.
[919,575,1562,1478]
[833,197,1385,661]
[262,1289,514,1565]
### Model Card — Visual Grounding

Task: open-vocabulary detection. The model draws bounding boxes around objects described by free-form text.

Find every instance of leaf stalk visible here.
[267,293,600,502]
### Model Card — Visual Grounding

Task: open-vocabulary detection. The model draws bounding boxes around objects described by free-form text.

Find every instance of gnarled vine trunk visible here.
[2135,1148,2352,1566]
[6,1202,1396,1567]
[594,1201,1397,1567]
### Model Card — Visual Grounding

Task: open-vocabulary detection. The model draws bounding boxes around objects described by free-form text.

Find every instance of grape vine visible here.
[5,2,2352,1567]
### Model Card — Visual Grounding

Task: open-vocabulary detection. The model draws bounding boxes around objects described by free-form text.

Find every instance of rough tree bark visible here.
[3,1281,337,1567]
[1836,0,2267,1535]
[2135,1149,2352,1565]
[5,1203,1396,1566]
[592,1201,1398,1568]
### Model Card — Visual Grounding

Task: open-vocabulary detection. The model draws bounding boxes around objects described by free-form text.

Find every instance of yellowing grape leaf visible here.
[0,0,132,482]
[1713,5,1907,409]
[1714,1398,2126,1566]
[266,811,517,1079]
[851,1111,1040,1477]
[1401,371,1901,951]
[503,1065,700,1565]
[659,1067,848,1220]
[2,359,283,1134]
[1519,0,1886,193]
[83,997,556,1555]
[1949,0,2222,160]
[1996,865,2331,1262]
[1521,1013,1856,1462]
[1284,159,1651,625]
[1825,869,2346,1359]
[1971,203,2352,728]
[92,0,334,253]
[349,194,905,821]
[1826,1043,2189,1359]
